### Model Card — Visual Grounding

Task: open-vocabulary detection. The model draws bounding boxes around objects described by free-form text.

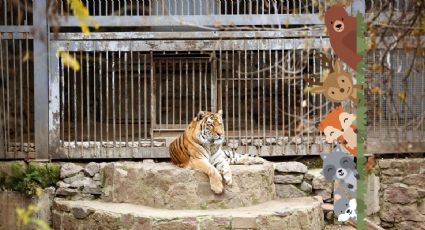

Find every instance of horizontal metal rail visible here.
[51,38,330,52]
[52,30,326,40]
[57,14,322,27]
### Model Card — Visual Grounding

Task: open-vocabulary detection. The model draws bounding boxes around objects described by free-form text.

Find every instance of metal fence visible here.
[0,0,424,159]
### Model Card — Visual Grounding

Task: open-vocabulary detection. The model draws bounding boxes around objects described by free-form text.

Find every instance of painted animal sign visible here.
[320,145,358,197]
[319,106,358,156]
[324,4,362,71]
[322,186,357,222]
[306,55,362,104]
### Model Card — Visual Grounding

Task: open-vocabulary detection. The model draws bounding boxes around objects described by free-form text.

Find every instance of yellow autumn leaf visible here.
[304,86,314,95]
[284,18,289,28]
[398,92,407,102]
[67,0,99,36]
[57,51,80,71]
[23,52,31,62]
[372,63,383,72]
[371,86,381,95]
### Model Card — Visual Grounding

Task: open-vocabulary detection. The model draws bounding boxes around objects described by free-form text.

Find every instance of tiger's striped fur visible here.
[169,110,265,194]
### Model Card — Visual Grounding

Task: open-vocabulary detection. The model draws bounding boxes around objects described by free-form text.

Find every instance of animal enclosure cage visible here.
[0,0,424,159]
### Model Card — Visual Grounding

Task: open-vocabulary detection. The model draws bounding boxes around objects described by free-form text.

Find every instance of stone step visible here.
[101,162,275,210]
[52,197,324,230]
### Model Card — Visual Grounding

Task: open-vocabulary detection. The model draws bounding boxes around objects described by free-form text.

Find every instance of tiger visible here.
[169,110,266,194]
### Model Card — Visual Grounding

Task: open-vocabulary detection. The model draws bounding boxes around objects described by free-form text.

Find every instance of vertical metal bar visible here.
[112,52,116,145]
[99,52,103,148]
[124,52,128,145]
[232,46,235,136]
[159,59,162,126]
[268,44,272,138]
[237,50,241,140]
[185,59,189,124]
[58,50,64,152]
[281,46,285,152]
[138,52,141,143]
[166,59,169,127]
[192,59,195,118]
[306,46,310,149]
[250,49,254,142]
[5,39,9,153]
[3,0,7,25]
[225,51,229,140]
[19,40,24,152]
[300,48,304,145]
[12,34,17,155]
[211,53,217,112]
[421,53,424,135]
[218,46,223,113]
[106,51,109,143]
[199,59,202,112]
[118,51,121,144]
[144,54,147,139]
[204,60,208,111]
[262,46,266,144]
[274,48,278,140]
[172,59,175,125]
[80,52,83,144]
[150,52,156,144]
[93,51,97,148]
[131,51,134,143]
[10,0,13,25]
[34,0,49,159]
[257,43,260,140]
[287,48,291,137]
[0,40,4,156]
[244,43,248,140]
[86,52,90,144]
[73,52,77,148]
[292,40,296,147]
[179,59,182,124]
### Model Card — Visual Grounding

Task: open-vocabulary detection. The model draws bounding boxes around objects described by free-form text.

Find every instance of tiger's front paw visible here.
[223,171,233,186]
[210,175,224,194]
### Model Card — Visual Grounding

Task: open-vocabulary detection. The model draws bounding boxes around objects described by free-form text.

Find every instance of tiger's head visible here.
[193,110,225,145]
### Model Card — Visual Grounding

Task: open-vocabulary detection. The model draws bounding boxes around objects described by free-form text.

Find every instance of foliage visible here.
[2,162,60,196]
[16,189,52,230]
[356,12,367,230]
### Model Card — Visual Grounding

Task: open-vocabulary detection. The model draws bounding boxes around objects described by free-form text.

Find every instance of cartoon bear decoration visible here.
[324,5,362,71]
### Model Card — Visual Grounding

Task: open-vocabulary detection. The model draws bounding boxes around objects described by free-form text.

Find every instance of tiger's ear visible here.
[217,110,223,116]
[196,111,205,121]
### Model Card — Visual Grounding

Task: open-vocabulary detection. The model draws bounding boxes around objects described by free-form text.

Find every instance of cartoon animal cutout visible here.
[306,54,362,104]
[324,4,362,71]
[318,106,357,156]
[322,186,357,222]
[320,145,357,196]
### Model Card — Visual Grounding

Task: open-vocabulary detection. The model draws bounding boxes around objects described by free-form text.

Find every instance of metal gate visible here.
[0,0,424,159]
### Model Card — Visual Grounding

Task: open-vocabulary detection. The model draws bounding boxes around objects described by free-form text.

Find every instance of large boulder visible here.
[101,162,275,210]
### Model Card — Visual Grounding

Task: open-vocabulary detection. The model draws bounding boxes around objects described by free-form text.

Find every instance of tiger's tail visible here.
[221,150,266,165]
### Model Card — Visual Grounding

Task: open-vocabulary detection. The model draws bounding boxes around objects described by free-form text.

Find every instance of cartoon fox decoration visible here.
[318,106,357,156]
